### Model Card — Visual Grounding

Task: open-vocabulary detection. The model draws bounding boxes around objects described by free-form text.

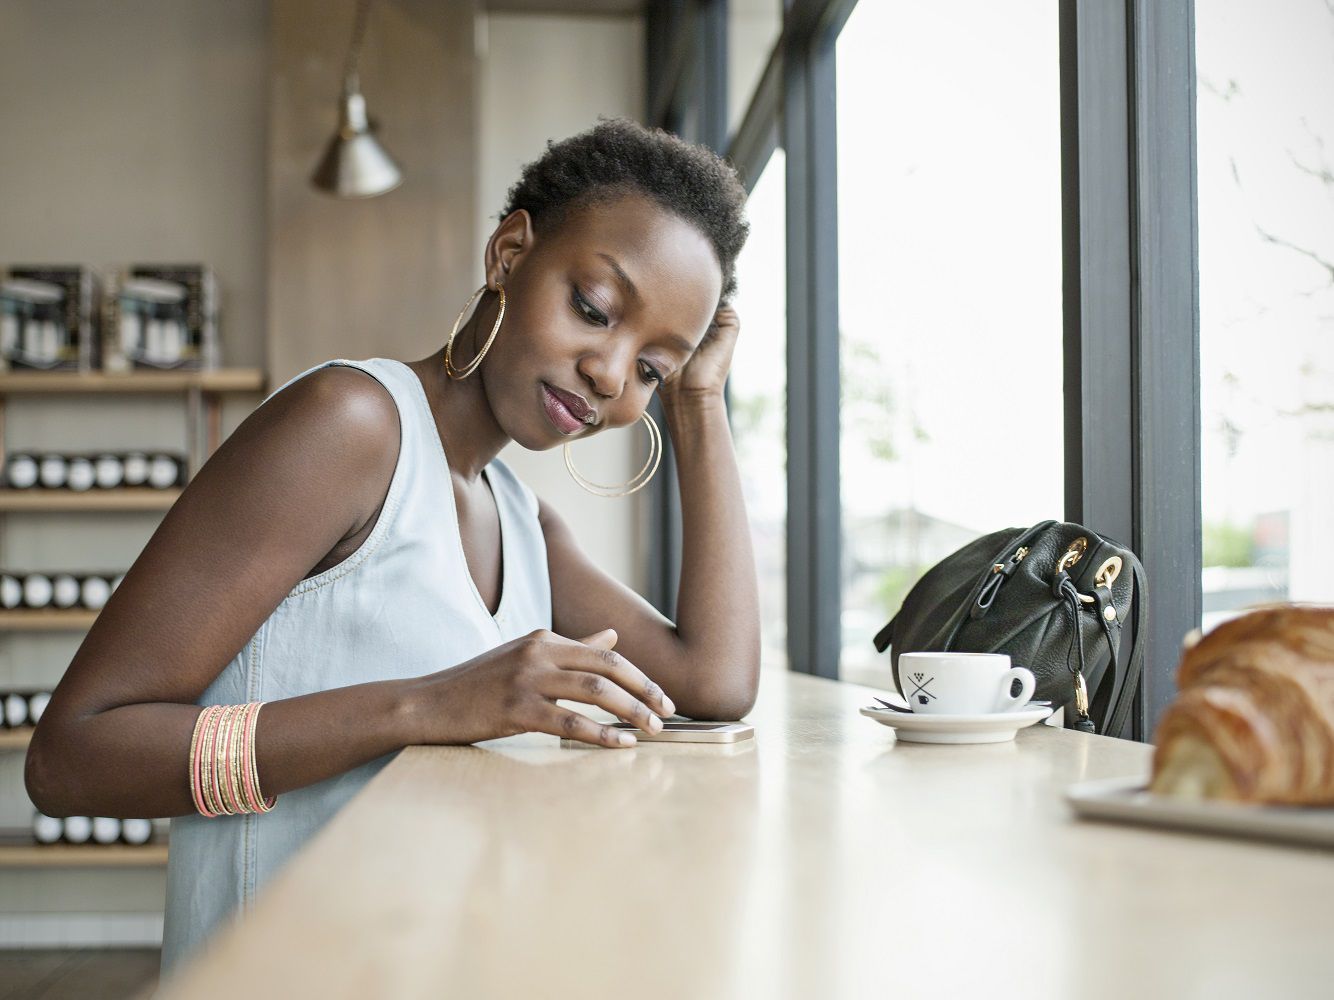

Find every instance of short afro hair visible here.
[499,116,750,301]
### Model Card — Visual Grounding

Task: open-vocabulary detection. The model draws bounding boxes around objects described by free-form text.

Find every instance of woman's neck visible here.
[408,314,510,482]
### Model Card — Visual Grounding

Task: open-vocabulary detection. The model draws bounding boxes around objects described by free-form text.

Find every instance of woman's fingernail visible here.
[618,732,636,747]
[662,696,676,716]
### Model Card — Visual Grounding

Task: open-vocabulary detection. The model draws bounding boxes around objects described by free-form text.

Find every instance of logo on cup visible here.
[898,652,1037,715]
[908,671,936,705]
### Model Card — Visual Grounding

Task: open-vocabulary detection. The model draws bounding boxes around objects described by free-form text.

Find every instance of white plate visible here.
[858,704,1054,744]
[1066,776,1334,851]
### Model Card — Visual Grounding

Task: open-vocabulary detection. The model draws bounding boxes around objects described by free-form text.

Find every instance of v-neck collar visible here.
[399,360,510,625]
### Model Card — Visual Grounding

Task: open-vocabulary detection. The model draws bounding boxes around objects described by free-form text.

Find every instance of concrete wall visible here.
[268,0,479,381]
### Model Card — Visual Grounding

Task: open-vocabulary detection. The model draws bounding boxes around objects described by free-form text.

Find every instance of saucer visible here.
[859,703,1054,744]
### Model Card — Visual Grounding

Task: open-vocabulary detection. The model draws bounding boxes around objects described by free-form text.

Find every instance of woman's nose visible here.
[578,351,630,401]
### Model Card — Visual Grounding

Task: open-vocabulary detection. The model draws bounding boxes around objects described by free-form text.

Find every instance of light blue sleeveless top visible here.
[160,357,552,974]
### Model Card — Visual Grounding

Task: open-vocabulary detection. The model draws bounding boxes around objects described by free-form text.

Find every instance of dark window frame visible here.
[1060,0,1200,738]
[644,0,1200,741]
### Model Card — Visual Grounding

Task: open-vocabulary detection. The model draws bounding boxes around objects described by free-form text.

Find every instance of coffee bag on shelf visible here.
[0,265,101,372]
[104,265,219,371]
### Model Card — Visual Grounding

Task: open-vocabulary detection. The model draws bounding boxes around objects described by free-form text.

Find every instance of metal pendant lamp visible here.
[310,0,403,198]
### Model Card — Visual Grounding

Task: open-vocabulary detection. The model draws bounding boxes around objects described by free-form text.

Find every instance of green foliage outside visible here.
[1202,521,1253,569]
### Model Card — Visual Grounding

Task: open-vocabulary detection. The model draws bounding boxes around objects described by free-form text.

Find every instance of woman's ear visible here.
[484,209,535,288]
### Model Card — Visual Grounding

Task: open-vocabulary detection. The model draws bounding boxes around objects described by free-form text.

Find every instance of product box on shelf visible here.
[103,264,219,371]
[0,265,101,372]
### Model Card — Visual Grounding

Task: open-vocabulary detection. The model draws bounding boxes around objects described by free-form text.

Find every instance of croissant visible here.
[1149,606,1334,805]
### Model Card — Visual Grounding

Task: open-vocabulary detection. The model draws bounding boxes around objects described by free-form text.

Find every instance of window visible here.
[834,0,1064,685]
[1196,0,1334,629]
[649,0,1201,735]
[730,150,788,669]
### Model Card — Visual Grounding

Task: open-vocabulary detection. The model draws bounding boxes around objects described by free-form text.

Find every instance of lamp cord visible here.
[343,0,374,93]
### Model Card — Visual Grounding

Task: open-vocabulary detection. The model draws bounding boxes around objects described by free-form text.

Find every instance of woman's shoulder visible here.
[247,362,401,498]
[262,360,400,439]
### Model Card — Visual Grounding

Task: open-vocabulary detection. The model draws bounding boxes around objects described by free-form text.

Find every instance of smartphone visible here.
[561,720,754,746]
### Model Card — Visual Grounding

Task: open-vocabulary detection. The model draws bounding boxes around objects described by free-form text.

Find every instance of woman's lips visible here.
[541,382,587,435]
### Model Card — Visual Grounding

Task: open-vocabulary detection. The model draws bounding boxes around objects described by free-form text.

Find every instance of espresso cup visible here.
[898,652,1036,715]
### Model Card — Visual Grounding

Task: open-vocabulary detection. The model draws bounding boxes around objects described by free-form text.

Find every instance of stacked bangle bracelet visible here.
[189,703,277,817]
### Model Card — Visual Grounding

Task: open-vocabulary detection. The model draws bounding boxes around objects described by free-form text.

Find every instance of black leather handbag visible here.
[872,520,1147,736]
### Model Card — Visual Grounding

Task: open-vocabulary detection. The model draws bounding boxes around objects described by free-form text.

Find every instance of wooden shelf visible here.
[0,366,243,893]
[0,609,99,631]
[0,368,265,395]
[0,488,181,512]
[0,841,168,868]
[0,727,33,750]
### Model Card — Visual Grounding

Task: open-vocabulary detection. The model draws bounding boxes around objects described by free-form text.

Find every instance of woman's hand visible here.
[404,629,676,748]
[659,303,741,408]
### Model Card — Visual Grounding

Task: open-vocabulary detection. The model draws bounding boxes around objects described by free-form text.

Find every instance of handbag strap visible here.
[1055,544,1147,736]
[1104,560,1148,737]
[1053,571,1097,732]
[1091,586,1123,722]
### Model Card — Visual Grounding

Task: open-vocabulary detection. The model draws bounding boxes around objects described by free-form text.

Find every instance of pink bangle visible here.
[250,702,276,812]
[226,703,247,815]
[188,702,277,817]
[207,705,228,815]
[202,705,225,816]
[239,702,260,812]
[241,702,276,813]
[188,707,215,817]
[218,704,240,815]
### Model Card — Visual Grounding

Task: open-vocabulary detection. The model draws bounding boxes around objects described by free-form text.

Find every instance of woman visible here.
[24,117,760,972]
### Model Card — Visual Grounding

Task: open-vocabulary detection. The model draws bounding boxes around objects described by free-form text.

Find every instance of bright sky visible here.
[1196,0,1334,518]
[831,0,1063,529]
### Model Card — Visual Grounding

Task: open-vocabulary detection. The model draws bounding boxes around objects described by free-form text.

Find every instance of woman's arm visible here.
[541,305,761,720]
[24,368,419,818]
[26,366,673,819]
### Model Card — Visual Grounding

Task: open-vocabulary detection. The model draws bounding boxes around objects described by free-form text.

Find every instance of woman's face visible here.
[478,191,723,451]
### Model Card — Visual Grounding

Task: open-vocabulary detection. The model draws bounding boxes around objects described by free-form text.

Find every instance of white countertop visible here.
[159,669,1334,999]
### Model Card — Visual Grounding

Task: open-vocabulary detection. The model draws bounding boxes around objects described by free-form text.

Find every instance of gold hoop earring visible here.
[563,412,662,498]
[445,283,505,380]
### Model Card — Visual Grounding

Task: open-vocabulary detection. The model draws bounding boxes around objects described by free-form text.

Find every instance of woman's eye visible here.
[571,287,660,386]
[572,289,608,326]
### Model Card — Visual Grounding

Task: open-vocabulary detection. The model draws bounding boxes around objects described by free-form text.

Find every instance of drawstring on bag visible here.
[1052,568,1096,733]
